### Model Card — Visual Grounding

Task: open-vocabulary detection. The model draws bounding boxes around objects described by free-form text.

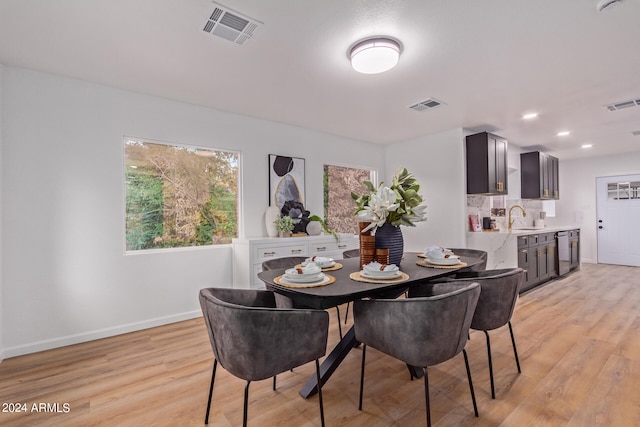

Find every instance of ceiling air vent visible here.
[409,98,446,112]
[605,98,640,111]
[203,2,262,45]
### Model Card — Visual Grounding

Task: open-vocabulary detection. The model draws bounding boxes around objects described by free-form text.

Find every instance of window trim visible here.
[123,136,241,254]
[323,162,378,235]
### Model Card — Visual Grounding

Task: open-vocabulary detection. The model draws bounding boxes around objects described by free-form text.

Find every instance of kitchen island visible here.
[467,226,580,292]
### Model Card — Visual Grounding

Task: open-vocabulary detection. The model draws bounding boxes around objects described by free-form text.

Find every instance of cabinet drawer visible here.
[309,241,340,254]
[517,235,529,248]
[254,244,308,261]
[529,234,540,246]
[309,241,353,254]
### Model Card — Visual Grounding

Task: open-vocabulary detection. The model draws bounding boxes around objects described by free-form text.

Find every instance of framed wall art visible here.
[268,154,305,210]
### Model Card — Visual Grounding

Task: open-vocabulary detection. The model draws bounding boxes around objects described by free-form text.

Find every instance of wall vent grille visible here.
[409,98,446,112]
[605,98,640,111]
[203,2,262,46]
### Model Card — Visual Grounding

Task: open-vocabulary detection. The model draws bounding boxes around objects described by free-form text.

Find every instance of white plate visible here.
[360,270,402,279]
[284,267,321,278]
[303,260,335,268]
[426,257,462,266]
[279,274,330,287]
[283,273,325,283]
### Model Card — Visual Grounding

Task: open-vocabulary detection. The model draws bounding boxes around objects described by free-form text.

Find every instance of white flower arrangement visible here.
[351,167,427,235]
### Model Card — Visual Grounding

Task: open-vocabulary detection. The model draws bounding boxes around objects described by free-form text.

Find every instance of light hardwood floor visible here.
[1,263,639,426]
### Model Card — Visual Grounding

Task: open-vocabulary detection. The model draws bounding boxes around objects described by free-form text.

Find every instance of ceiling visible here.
[1,0,639,160]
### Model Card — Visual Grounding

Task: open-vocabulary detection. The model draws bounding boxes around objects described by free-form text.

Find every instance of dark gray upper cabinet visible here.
[465,132,508,195]
[520,151,559,199]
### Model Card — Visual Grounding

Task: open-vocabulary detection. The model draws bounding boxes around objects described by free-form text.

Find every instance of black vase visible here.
[374,223,404,266]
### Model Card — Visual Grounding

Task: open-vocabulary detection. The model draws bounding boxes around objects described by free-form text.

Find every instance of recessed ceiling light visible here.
[522,113,538,120]
[349,37,401,74]
[582,144,593,149]
[557,131,571,137]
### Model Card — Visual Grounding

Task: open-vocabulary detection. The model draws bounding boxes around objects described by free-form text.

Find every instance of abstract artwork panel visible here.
[269,154,305,210]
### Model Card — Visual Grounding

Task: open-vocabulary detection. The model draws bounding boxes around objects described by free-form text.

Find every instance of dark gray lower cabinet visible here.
[518,231,560,293]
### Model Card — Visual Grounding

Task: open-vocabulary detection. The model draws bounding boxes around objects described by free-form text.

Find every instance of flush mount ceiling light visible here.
[349,37,401,74]
[597,0,623,12]
[557,131,571,137]
[522,113,539,120]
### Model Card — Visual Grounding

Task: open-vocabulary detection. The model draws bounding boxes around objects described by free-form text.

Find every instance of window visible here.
[125,138,239,251]
[608,181,640,200]
[323,164,376,234]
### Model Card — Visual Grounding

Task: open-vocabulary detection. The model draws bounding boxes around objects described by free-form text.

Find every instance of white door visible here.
[596,174,640,266]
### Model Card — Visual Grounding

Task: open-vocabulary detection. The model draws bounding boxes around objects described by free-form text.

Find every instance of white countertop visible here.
[469,225,580,236]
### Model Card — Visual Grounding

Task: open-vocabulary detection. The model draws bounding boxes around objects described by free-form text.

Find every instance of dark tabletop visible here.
[257,252,483,309]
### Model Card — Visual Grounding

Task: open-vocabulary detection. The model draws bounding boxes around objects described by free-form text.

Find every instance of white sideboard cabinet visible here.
[232,234,358,289]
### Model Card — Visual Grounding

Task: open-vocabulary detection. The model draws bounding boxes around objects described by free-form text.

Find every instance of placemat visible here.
[274,274,336,288]
[349,271,410,284]
[416,259,468,269]
[295,262,343,272]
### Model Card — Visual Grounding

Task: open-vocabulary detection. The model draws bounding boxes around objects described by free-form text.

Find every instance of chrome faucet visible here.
[508,205,527,230]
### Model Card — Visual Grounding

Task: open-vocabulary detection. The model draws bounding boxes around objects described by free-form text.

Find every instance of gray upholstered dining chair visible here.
[262,256,345,338]
[199,288,329,426]
[354,282,481,427]
[341,249,361,324]
[448,248,488,272]
[342,248,360,259]
[449,268,524,399]
[412,267,524,399]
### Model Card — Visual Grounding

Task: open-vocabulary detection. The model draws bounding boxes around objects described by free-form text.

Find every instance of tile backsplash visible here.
[466,196,546,231]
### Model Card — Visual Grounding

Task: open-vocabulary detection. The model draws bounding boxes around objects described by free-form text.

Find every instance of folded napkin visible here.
[425,247,455,260]
[286,263,321,275]
[363,261,399,272]
[305,256,333,267]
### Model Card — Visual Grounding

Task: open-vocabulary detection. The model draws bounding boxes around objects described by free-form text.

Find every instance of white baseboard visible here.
[1,310,202,360]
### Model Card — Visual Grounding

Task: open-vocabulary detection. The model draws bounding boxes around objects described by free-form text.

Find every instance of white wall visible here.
[385,128,467,252]
[0,66,385,358]
[0,64,4,361]
[555,151,640,263]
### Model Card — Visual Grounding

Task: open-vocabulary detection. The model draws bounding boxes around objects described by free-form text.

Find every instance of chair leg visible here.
[463,349,479,417]
[483,331,496,399]
[508,321,522,373]
[344,302,350,324]
[336,306,343,339]
[273,375,276,391]
[205,359,217,424]
[316,359,325,427]
[359,344,367,410]
[424,367,431,427]
[243,381,251,427]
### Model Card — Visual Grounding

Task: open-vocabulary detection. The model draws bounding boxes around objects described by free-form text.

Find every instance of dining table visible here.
[257,251,484,398]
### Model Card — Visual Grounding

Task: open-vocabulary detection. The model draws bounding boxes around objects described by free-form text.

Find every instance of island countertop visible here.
[468,225,579,235]
[466,225,580,269]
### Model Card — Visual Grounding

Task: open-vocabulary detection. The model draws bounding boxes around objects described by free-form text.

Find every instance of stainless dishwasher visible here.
[557,231,570,276]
